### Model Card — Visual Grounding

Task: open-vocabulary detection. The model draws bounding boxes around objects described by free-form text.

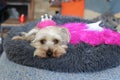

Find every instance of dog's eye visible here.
[53,39,59,44]
[40,39,46,44]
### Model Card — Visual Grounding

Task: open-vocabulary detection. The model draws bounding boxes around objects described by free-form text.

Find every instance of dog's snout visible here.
[46,49,53,57]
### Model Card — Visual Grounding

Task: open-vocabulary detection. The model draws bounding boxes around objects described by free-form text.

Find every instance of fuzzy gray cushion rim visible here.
[3,15,120,73]
[1,52,120,80]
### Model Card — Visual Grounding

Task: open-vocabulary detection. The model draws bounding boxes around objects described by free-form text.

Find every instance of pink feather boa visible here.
[37,20,120,46]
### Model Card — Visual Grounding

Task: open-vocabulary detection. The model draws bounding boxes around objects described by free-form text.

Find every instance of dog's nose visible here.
[46,49,53,57]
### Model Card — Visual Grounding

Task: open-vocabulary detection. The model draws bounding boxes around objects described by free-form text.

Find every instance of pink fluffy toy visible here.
[37,16,120,46]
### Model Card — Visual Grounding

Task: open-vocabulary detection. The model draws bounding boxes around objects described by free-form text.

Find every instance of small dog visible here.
[12,14,70,58]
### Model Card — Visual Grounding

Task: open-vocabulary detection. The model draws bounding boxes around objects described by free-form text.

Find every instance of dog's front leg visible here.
[53,45,68,58]
[34,48,47,58]
[12,28,39,41]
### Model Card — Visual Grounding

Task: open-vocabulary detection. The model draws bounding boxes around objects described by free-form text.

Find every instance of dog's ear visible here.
[30,41,40,48]
[59,27,70,43]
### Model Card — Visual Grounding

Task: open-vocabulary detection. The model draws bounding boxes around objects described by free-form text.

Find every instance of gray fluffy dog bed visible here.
[3,15,120,73]
[0,44,3,55]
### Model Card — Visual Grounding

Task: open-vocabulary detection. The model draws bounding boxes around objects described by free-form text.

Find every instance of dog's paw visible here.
[12,36,23,40]
[20,32,27,36]
[41,14,53,21]
[53,46,67,58]
[33,49,47,58]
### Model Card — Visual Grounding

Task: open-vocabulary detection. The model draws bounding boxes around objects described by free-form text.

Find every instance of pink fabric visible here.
[63,23,120,46]
[37,20,120,46]
[37,20,56,29]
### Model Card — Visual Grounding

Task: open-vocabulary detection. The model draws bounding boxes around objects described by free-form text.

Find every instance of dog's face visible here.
[31,26,70,58]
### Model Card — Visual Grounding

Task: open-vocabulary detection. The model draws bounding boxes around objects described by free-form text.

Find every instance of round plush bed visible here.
[3,15,120,73]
